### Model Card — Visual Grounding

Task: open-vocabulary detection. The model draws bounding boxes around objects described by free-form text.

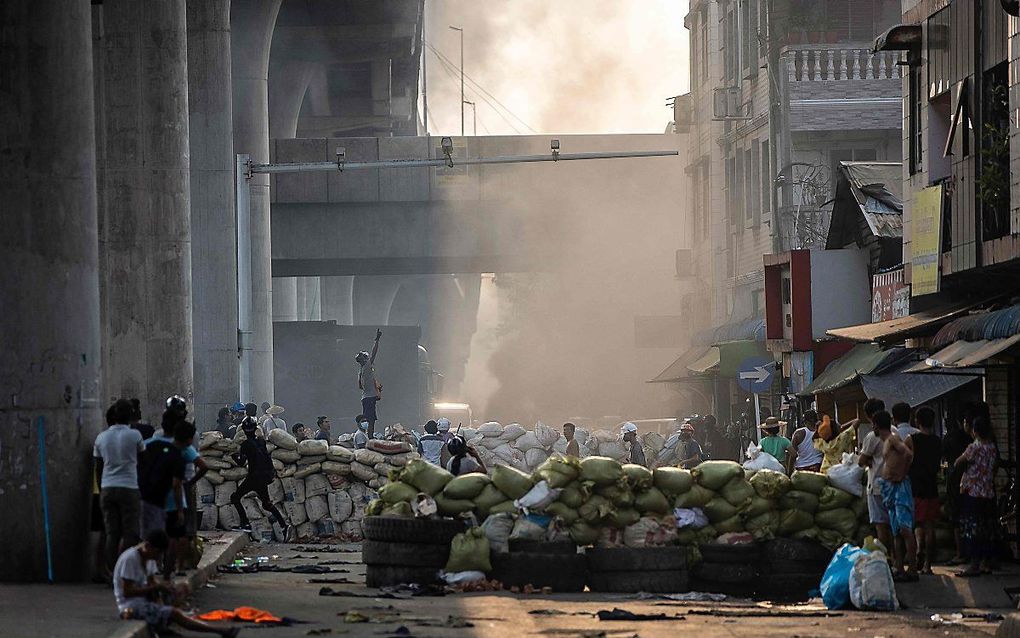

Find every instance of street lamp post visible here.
[449,25,464,136]
[464,100,476,136]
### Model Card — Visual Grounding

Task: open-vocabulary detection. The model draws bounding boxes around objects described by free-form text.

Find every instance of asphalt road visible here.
[186,542,1002,638]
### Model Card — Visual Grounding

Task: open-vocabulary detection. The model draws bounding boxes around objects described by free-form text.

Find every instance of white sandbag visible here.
[525,447,548,470]
[198,505,218,531]
[598,441,628,461]
[204,470,225,486]
[340,519,364,541]
[327,445,355,463]
[199,431,223,451]
[234,425,264,441]
[203,457,233,470]
[294,463,320,479]
[328,490,354,523]
[514,432,544,452]
[220,467,248,481]
[347,481,376,505]
[575,428,591,447]
[314,518,337,537]
[592,429,618,444]
[268,428,298,450]
[304,473,330,498]
[368,477,383,489]
[367,440,413,455]
[296,454,326,467]
[271,448,301,463]
[552,437,567,454]
[373,462,393,476]
[268,478,284,504]
[353,448,385,466]
[281,476,305,503]
[336,433,356,448]
[385,452,415,467]
[321,461,351,475]
[743,442,787,473]
[212,439,238,453]
[305,495,329,522]
[493,443,524,465]
[241,496,265,520]
[461,428,478,440]
[249,518,276,542]
[515,480,561,512]
[196,478,215,507]
[214,481,237,506]
[297,438,329,456]
[478,421,503,436]
[535,422,559,448]
[827,453,865,497]
[278,465,296,478]
[849,551,898,610]
[481,512,515,554]
[351,461,377,482]
[218,504,241,530]
[642,431,666,454]
[284,500,308,525]
[296,521,316,539]
[475,436,505,451]
[201,448,225,458]
[499,423,527,441]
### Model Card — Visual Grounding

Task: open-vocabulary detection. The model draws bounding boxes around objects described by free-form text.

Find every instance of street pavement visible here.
[183,542,1007,638]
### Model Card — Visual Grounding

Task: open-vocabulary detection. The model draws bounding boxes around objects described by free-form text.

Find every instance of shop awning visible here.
[904,334,1020,372]
[825,297,995,344]
[799,344,909,396]
[687,347,721,375]
[717,340,770,377]
[860,360,979,406]
[648,347,713,383]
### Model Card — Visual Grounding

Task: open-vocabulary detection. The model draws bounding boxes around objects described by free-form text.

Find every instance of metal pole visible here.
[251,149,679,174]
[464,100,476,136]
[449,25,464,136]
[236,154,253,402]
[753,393,762,445]
[422,5,428,135]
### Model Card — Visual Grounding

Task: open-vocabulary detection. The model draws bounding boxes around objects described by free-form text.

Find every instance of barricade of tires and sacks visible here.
[361,454,873,599]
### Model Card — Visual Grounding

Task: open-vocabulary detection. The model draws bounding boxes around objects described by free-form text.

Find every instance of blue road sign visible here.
[736,356,776,393]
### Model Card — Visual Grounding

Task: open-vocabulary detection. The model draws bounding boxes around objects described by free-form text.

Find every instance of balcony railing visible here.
[783,46,903,82]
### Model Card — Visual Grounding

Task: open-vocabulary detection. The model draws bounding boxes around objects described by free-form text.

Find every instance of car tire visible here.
[587,546,688,572]
[362,540,449,568]
[697,542,759,564]
[361,516,465,545]
[365,564,440,588]
[587,570,690,593]
[756,573,820,602]
[694,561,757,584]
[491,552,586,592]
[508,539,577,555]
[762,538,833,564]
[760,559,828,575]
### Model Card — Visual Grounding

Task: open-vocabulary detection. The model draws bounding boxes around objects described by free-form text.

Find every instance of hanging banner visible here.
[911,185,943,297]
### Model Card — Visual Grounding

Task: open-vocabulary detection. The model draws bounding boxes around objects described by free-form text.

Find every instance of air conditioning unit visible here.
[675,248,694,278]
[712,86,750,120]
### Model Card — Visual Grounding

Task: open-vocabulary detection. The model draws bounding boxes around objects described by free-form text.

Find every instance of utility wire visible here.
[425,46,523,134]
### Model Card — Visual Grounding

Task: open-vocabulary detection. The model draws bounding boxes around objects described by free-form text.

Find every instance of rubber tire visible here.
[694,561,757,584]
[693,579,756,597]
[361,516,465,544]
[762,538,833,564]
[756,573,820,602]
[697,542,759,564]
[362,540,450,568]
[587,547,688,572]
[587,570,690,593]
[365,564,440,588]
[760,558,828,575]
[491,552,586,592]
[508,539,577,555]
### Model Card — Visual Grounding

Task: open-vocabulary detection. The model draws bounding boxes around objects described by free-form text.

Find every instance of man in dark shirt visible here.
[229,418,289,537]
[137,409,185,538]
[942,415,973,563]
[906,406,941,574]
[621,422,647,467]
[213,407,235,438]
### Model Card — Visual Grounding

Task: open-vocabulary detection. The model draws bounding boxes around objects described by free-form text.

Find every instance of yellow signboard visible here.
[911,185,943,297]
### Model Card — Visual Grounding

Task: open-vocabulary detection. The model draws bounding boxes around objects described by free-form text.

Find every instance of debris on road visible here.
[596,608,682,622]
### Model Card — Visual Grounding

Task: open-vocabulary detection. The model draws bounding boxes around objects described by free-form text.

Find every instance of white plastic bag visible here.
[674,507,710,529]
[481,512,515,554]
[514,480,562,513]
[742,442,786,473]
[849,551,898,610]
[442,570,486,585]
[827,452,865,497]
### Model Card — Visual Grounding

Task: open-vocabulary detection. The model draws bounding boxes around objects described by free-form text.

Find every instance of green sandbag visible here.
[378,480,418,504]
[445,527,492,573]
[474,483,510,516]
[791,526,822,542]
[579,456,624,486]
[714,515,745,534]
[692,460,744,491]
[745,511,779,540]
[492,464,535,499]
[815,507,857,534]
[606,507,641,528]
[653,467,694,495]
[779,489,819,514]
[444,473,492,500]
[535,455,581,489]
[381,501,414,517]
[546,501,579,524]
[749,469,793,500]
[703,497,738,523]
[817,485,857,511]
[366,499,385,516]
[695,525,719,544]
[720,477,756,508]
[489,501,518,515]
[579,494,615,523]
[676,527,699,544]
[852,495,869,520]
[558,483,587,509]
[790,470,829,495]
[816,528,845,549]
[674,483,715,508]
[742,496,775,518]
[622,464,654,490]
[569,520,599,545]
[597,483,635,507]
[399,459,454,495]
[435,493,475,515]
[634,487,670,514]
[778,509,815,535]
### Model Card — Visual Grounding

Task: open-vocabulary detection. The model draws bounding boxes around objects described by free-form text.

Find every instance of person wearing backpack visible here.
[229,416,290,537]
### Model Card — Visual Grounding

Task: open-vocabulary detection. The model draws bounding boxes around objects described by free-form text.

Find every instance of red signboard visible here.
[872,269,909,322]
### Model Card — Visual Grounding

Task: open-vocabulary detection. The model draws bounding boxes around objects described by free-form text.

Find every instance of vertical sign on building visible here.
[872,268,909,322]
[911,185,943,296]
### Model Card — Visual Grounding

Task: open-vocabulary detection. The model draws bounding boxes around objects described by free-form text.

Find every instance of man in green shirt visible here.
[759,416,791,466]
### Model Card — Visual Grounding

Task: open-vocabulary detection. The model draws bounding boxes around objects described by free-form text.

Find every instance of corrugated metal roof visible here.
[648,347,711,383]
[799,344,909,396]
[843,162,903,239]
[905,334,1020,372]
[861,360,978,406]
[932,303,1020,347]
[826,297,989,343]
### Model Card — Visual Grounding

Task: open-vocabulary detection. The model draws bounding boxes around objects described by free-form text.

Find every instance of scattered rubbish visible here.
[307,630,333,636]
[635,592,726,602]
[344,612,370,623]
[414,616,474,628]
[308,577,356,584]
[320,559,361,565]
[198,606,285,625]
[442,570,486,585]
[528,610,594,617]
[378,583,447,597]
[292,554,321,559]
[929,613,963,625]
[205,583,217,588]
[686,609,842,618]
[319,587,410,600]
[292,565,335,574]
[596,609,681,622]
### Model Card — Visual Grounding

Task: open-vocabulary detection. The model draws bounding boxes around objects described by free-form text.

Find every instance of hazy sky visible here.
[423,1,690,136]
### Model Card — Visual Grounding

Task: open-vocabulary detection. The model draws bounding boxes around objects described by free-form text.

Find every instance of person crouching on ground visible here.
[874,409,918,581]
[446,435,487,476]
[114,529,240,637]
[229,418,290,539]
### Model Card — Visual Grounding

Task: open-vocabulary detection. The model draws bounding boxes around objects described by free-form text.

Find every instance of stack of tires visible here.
[361,516,465,587]
[694,543,758,597]
[757,539,831,601]
[490,539,586,592]
[587,547,690,593]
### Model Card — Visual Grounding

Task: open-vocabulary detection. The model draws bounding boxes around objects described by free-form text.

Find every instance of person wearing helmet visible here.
[675,421,704,469]
[230,414,290,538]
[437,417,452,441]
[620,423,646,467]
[445,435,487,476]
[356,329,383,438]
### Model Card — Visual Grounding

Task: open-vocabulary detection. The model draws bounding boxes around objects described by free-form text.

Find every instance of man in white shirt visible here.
[94,399,145,570]
[891,402,918,439]
[262,405,288,433]
[113,530,238,636]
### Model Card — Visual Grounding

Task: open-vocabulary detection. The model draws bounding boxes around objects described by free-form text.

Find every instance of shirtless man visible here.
[874,409,918,581]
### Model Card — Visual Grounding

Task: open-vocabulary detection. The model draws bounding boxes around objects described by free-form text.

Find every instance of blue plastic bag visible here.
[820,543,869,610]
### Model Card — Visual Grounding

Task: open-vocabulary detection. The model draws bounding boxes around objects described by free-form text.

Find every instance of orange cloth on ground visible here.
[198,606,283,624]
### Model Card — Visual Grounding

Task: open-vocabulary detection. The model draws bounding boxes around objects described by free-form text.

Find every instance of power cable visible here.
[425,46,523,134]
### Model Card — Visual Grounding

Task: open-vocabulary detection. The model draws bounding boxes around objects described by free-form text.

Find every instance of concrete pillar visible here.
[188,0,238,427]
[297,277,321,321]
[352,276,403,326]
[321,276,354,324]
[1,0,102,582]
[268,57,315,139]
[272,277,298,322]
[231,0,282,404]
[101,0,193,422]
